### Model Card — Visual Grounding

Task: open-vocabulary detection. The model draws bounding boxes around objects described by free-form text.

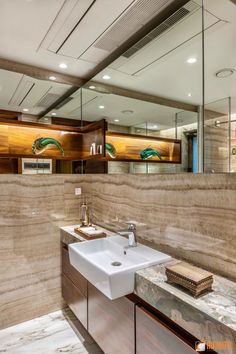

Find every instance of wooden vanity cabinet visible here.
[136,306,197,354]
[88,283,135,354]
[61,242,200,354]
[61,244,88,329]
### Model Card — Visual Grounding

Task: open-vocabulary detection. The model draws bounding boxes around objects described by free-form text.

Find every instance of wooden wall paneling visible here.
[0,109,22,121]
[106,131,181,163]
[0,122,83,159]
[0,158,18,174]
[81,119,107,159]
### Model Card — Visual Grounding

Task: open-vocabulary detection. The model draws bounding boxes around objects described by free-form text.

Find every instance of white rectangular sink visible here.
[69,235,171,300]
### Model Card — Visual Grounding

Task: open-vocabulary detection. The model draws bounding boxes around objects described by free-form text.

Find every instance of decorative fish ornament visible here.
[105,143,117,159]
[140,147,162,160]
[32,137,64,156]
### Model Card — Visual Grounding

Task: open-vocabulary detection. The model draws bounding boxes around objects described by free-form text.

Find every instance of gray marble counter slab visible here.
[135,260,236,354]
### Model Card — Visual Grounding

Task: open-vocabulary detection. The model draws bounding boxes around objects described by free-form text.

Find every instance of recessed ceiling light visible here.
[187,93,192,97]
[59,63,68,69]
[114,119,119,122]
[44,117,49,121]
[153,125,158,129]
[187,57,197,64]
[215,68,235,78]
[23,108,29,112]
[89,85,96,89]
[51,112,57,116]
[49,76,56,81]
[137,129,141,133]
[99,105,105,109]
[102,74,111,80]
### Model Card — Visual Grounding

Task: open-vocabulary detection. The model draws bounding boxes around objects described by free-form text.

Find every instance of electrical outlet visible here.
[75,187,81,196]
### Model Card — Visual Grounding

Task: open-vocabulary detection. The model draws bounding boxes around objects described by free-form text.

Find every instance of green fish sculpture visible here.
[105,143,117,159]
[140,147,162,160]
[32,137,64,156]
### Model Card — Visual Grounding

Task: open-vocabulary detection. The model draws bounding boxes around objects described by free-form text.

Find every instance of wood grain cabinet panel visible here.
[62,274,87,329]
[88,283,135,354]
[62,245,87,296]
[136,306,197,354]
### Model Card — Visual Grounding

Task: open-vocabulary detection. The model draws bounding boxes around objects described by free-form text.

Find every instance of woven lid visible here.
[166,261,213,285]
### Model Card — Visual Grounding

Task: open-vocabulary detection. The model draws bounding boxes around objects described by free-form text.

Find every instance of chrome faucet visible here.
[118,223,137,253]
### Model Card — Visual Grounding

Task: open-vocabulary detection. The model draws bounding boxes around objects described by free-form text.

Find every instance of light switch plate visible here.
[75,187,81,196]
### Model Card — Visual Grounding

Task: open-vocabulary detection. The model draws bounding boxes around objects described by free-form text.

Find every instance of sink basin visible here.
[69,235,171,299]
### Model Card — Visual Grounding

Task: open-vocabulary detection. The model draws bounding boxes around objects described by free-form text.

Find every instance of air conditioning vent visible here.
[94,0,174,53]
[122,1,199,58]
[37,93,60,108]
[54,96,73,109]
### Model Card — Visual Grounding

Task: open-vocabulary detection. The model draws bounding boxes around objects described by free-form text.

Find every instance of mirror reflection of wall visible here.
[204,0,236,173]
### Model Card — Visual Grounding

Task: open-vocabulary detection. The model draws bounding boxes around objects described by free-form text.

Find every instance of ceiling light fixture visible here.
[51,112,57,116]
[59,63,68,69]
[215,68,235,78]
[102,74,111,80]
[23,108,29,112]
[153,125,158,129]
[99,105,105,109]
[89,85,96,89]
[49,76,56,81]
[187,57,197,64]
[114,119,119,122]
[188,93,192,97]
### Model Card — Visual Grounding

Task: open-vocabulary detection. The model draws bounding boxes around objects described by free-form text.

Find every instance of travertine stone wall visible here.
[0,175,82,329]
[0,173,235,329]
[78,173,236,282]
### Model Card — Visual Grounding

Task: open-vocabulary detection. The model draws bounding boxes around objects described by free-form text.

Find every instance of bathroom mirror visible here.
[1,0,236,174]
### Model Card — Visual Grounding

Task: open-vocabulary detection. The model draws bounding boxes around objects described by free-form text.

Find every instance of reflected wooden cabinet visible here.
[136,306,197,354]
[88,283,135,354]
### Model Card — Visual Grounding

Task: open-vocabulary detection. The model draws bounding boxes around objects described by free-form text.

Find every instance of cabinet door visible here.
[62,274,87,329]
[136,306,197,354]
[62,245,87,296]
[88,283,135,354]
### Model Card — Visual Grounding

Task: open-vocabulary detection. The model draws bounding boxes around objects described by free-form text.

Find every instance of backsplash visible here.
[0,173,235,329]
[78,173,236,282]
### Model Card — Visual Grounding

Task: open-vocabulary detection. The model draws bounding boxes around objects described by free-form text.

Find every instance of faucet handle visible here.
[126,222,136,230]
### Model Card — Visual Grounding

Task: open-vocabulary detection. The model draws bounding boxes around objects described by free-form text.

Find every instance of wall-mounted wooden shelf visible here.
[105,132,181,163]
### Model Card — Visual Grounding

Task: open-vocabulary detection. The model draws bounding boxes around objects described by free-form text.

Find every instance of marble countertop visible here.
[135,260,236,354]
[61,225,236,353]
[60,224,115,244]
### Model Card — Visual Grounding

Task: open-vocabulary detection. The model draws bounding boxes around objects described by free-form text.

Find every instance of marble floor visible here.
[0,308,103,354]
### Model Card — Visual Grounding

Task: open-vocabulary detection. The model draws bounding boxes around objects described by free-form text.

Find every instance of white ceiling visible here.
[0,0,175,78]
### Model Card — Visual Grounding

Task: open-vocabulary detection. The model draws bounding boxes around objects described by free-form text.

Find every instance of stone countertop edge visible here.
[135,261,236,352]
[60,225,236,353]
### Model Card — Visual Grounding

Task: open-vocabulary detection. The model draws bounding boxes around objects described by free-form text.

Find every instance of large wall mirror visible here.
[0,0,235,174]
